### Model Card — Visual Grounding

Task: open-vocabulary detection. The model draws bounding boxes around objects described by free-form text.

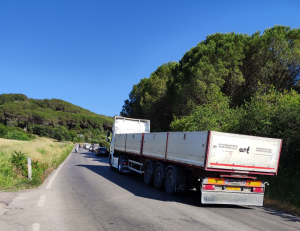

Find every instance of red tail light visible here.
[253,187,264,193]
[203,185,215,190]
[122,161,128,165]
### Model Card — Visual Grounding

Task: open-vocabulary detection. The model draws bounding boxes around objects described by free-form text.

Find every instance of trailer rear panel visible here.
[206,131,282,174]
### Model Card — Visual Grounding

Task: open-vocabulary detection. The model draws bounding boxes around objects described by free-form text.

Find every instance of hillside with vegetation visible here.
[121,25,300,213]
[0,94,113,144]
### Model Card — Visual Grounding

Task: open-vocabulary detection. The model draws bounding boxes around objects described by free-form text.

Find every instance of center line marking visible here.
[37,195,46,207]
[32,223,40,231]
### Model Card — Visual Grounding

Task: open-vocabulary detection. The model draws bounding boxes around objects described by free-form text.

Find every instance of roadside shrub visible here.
[99,139,110,149]
[10,150,27,176]
[30,158,48,184]
[9,150,49,184]
[54,126,70,141]
[4,131,31,141]
[0,124,32,141]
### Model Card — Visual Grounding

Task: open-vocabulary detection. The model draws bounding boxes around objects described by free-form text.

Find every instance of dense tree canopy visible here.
[121,26,300,131]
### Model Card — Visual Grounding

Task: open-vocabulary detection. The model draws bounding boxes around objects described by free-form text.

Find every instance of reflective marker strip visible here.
[246,181,262,187]
[207,178,262,187]
[209,163,274,170]
[208,178,224,185]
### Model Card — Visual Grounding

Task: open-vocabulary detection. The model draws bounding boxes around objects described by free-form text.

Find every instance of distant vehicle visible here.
[85,143,90,149]
[92,144,99,152]
[96,147,109,156]
[89,145,93,151]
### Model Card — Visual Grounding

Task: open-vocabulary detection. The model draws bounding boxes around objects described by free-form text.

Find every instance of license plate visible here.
[227,187,241,191]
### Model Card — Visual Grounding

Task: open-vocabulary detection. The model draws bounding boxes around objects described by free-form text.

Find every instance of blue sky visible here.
[0,0,299,117]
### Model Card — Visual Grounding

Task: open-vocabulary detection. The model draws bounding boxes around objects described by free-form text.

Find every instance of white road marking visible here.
[46,153,72,189]
[32,223,40,231]
[37,195,46,207]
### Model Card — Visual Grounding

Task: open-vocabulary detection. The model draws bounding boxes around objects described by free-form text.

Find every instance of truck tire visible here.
[143,163,153,186]
[165,168,176,195]
[118,160,122,174]
[153,165,164,190]
[109,155,113,170]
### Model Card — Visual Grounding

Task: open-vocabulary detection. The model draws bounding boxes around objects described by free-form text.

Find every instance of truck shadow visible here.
[76,156,252,211]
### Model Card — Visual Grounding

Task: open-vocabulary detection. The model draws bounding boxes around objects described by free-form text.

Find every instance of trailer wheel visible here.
[109,155,113,170]
[153,165,164,190]
[118,160,122,174]
[143,163,153,186]
[165,168,175,195]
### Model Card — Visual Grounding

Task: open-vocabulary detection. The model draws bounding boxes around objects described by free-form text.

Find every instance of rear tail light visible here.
[253,187,264,193]
[122,161,128,165]
[203,185,215,190]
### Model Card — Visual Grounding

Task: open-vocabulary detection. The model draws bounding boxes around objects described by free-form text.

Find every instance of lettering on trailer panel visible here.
[256,147,272,153]
[239,146,250,154]
[218,144,238,150]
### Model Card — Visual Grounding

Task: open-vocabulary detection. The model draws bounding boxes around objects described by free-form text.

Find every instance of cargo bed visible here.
[114,131,282,175]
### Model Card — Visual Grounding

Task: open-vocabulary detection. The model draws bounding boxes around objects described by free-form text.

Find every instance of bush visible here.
[99,139,110,149]
[54,126,71,141]
[9,150,49,185]
[0,124,32,141]
[4,131,31,141]
[10,150,27,176]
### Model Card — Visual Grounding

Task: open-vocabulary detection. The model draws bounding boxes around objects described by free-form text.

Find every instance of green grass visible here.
[0,137,73,191]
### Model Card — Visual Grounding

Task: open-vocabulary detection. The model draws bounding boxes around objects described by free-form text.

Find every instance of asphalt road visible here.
[1,148,299,231]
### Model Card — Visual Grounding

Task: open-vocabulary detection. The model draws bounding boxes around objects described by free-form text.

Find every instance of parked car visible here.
[89,145,93,151]
[92,144,99,152]
[85,143,90,149]
[95,147,109,156]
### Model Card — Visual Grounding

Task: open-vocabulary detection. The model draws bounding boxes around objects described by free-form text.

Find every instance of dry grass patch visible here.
[0,137,73,191]
[0,137,72,167]
[264,197,300,217]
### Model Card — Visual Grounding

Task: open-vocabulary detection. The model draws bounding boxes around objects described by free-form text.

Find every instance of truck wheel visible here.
[109,155,113,170]
[144,163,153,186]
[153,165,164,190]
[118,160,122,174]
[165,168,175,195]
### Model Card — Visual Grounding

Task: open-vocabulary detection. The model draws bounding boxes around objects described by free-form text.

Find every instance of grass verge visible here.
[0,137,73,191]
[264,197,300,217]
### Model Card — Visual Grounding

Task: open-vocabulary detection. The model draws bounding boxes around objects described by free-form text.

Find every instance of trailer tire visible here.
[165,168,176,195]
[109,155,113,170]
[118,160,122,174]
[144,163,153,186]
[153,165,164,190]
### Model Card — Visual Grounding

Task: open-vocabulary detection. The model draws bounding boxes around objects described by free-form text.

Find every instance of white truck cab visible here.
[109,116,150,172]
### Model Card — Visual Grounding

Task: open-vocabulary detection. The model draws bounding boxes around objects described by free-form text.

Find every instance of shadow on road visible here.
[76,149,252,211]
[261,207,300,223]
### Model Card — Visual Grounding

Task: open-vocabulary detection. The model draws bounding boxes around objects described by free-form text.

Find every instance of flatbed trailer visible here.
[109,116,282,206]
